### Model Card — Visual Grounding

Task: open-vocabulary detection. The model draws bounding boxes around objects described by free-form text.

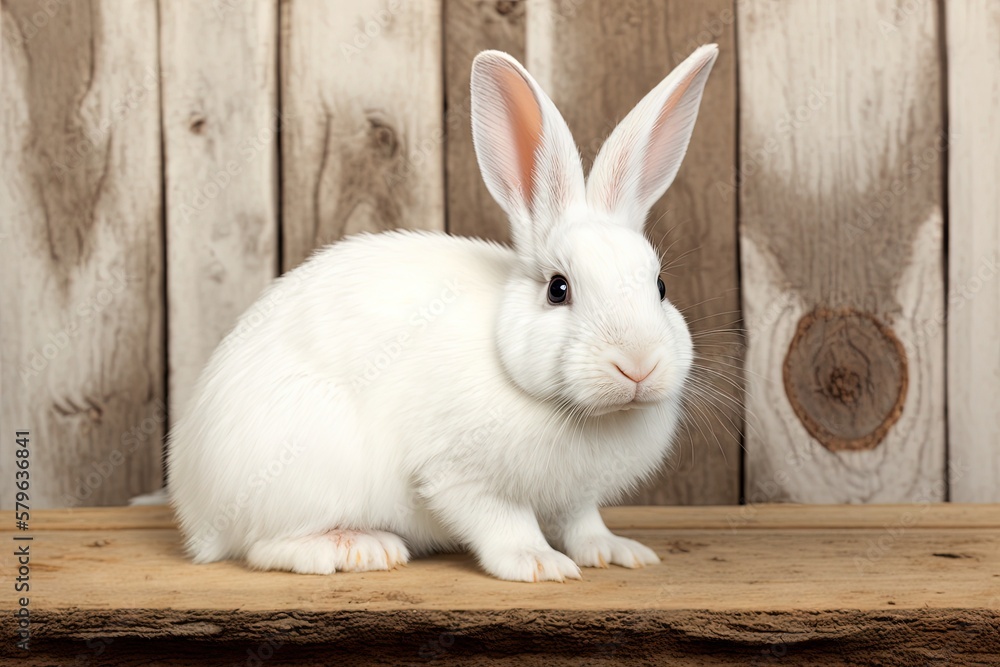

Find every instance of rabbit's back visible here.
[167,230,514,561]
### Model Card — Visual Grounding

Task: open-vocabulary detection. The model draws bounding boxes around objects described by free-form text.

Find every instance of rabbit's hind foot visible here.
[245,529,410,574]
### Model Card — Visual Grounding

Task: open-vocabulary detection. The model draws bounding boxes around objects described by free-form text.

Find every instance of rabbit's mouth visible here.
[588,395,662,416]
[591,368,686,415]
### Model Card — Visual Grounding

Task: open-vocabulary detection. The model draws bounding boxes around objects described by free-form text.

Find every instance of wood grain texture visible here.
[0,0,165,507]
[946,0,1000,502]
[528,0,742,505]
[4,611,998,667]
[1,505,998,665]
[280,0,445,270]
[739,0,946,503]
[160,0,279,420]
[19,502,1000,531]
[443,0,526,242]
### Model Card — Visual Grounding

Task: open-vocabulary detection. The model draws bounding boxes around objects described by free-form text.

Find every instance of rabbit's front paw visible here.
[482,546,583,582]
[565,534,660,569]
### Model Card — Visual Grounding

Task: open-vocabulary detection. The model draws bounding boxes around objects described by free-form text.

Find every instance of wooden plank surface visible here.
[0,505,997,665]
[443,0,525,242]
[528,0,742,505]
[0,1,165,507]
[280,0,445,270]
[17,502,1000,531]
[160,0,279,419]
[739,0,946,502]
[946,0,1000,502]
[3,523,996,612]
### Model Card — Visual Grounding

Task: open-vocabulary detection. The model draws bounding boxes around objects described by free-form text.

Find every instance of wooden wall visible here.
[740,0,946,503]
[1,0,996,508]
[2,1,165,507]
[945,0,1000,502]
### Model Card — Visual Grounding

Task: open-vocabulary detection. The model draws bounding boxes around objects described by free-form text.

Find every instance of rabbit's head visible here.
[471,45,718,415]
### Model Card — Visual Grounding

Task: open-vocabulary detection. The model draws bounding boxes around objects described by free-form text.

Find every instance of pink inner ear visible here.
[497,67,543,207]
[641,63,707,201]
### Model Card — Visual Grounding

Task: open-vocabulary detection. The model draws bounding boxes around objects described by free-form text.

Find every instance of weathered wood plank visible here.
[5,509,1000,609]
[160,0,279,419]
[443,0,526,242]
[0,0,164,507]
[528,0,742,505]
[25,521,1000,614]
[946,0,1000,502]
[280,0,445,270]
[739,0,946,502]
[1,505,998,665]
[17,502,1000,532]
[3,611,999,667]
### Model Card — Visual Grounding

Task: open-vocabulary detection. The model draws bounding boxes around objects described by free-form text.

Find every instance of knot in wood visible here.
[188,115,207,134]
[495,1,518,16]
[783,308,908,452]
[826,366,862,404]
[366,116,399,159]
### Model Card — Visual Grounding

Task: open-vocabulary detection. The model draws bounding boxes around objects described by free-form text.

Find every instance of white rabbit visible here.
[167,45,719,582]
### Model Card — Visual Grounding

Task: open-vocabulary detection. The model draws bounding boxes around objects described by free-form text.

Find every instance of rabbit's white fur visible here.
[168,45,719,582]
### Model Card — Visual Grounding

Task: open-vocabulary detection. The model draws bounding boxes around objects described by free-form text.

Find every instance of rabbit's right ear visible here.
[471,51,585,250]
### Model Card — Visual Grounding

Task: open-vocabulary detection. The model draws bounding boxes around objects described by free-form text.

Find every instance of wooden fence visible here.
[1,0,997,508]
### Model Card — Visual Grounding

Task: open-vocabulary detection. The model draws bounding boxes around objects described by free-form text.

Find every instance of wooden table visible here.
[1,504,997,665]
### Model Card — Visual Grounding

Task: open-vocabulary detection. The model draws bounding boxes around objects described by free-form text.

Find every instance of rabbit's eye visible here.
[657,277,666,301]
[547,275,570,305]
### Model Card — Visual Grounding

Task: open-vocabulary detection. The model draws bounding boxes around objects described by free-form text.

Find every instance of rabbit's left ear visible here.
[587,45,719,230]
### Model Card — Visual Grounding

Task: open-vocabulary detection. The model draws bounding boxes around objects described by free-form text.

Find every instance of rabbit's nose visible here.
[614,361,657,384]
